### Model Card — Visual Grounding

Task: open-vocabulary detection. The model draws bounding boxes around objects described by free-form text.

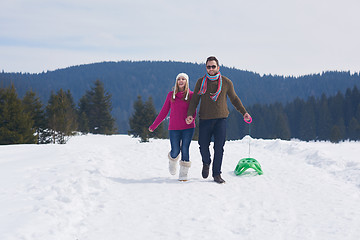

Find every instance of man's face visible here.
[206,60,220,76]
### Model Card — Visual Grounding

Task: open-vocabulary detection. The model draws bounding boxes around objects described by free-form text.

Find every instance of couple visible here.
[149,56,252,184]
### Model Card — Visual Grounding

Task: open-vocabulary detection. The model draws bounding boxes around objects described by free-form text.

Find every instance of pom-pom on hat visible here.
[173,73,189,100]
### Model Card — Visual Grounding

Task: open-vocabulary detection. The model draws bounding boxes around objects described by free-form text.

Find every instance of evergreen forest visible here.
[1,61,359,144]
[1,61,359,133]
[227,86,360,142]
[0,80,116,144]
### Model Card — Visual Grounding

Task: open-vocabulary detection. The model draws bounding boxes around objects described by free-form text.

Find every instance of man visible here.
[186,56,251,184]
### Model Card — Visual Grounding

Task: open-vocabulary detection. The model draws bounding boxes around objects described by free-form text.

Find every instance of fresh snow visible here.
[1,135,359,240]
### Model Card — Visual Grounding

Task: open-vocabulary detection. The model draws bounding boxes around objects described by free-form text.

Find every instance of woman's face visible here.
[177,76,187,91]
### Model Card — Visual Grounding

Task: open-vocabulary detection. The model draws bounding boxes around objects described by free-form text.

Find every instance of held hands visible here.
[186,114,251,124]
[185,116,194,125]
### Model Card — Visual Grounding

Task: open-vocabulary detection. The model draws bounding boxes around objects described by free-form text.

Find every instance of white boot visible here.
[179,160,191,181]
[168,152,179,175]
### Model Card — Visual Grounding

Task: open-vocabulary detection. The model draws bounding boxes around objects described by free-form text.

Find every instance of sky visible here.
[1,0,360,76]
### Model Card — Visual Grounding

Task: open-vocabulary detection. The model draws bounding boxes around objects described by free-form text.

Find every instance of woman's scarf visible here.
[197,72,222,101]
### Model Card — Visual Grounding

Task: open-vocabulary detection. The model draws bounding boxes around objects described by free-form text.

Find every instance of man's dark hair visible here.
[206,56,219,66]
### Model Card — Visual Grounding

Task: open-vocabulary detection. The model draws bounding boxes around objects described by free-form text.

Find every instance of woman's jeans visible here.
[198,118,227,177]
[169,128,195,162]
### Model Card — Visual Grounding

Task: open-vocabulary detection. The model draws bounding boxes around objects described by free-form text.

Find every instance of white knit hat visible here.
[173,73,189,100]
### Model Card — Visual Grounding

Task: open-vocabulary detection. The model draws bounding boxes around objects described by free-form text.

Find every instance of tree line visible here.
[227,86,360,142]
[2,61,360,134]
[2,81,359,145]
[0,80,116,145]
[128,86,360,143]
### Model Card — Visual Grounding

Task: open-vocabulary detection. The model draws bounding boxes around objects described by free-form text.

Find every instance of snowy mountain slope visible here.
[0,135,359,240]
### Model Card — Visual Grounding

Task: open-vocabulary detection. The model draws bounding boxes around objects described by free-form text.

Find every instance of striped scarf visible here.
[197,72,222,101]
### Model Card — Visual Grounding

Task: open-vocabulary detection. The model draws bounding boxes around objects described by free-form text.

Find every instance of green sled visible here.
[234,158,263,176]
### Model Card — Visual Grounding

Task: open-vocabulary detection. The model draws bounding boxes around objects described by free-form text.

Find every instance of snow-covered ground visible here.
[1,135,359,240]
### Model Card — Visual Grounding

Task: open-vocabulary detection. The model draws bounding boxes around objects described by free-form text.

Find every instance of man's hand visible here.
[244,113,252,122]
[148,127,154,132]
[186,116,194,125]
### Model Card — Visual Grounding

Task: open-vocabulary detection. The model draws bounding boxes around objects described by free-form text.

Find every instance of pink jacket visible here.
[150,91,196,131]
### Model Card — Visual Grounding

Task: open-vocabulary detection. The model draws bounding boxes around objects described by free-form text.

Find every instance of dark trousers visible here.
[198,118,227,177]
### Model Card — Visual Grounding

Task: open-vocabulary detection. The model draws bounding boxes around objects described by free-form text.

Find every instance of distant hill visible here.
[1,61,359,133]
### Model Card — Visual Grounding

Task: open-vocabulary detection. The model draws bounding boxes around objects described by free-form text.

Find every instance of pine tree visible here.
[128,95,163,142]
[266,103,290,140]
[329,91,344,126]
[144,96,166,139]
[22,90,46,144]
[285,98,304,139]
[46,89,78,144]
[274,111,291,140]
[0,85,35,144]
[129,96,147,142]
[330,125,342,143]
[249,104,267,139]
[78,95,90,133]
[316,94,332,140]
[347,86,360,139]
[348,117,360,140]
[334,117,346,142]
[356,103,360,122]
[299,97,317,141]
[344,89,354,125]
[78,80,115,134]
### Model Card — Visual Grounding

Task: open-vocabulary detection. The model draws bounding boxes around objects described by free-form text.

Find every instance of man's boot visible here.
[202,164,210,179]
[214,175,225,184]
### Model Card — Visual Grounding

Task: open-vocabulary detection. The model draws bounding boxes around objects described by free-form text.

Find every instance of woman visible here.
[149,73,196,181]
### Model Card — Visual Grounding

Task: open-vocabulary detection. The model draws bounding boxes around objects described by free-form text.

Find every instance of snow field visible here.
[0,135,359,240]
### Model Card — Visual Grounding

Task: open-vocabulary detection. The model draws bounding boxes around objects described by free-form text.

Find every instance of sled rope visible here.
[235,116,263,176]
[244,117,253,158]
[248,123,251,158]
